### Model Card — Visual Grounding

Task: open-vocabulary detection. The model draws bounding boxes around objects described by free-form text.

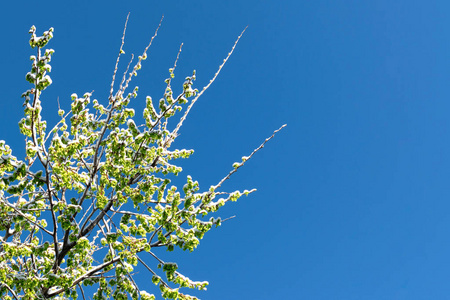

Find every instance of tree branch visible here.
[46,256,121,298]
[1,282,19,300]
[169,26,248,143]
[46,164,59,271]
[0,198,53,236]
[110,12,130,99]
[213,124,287,191]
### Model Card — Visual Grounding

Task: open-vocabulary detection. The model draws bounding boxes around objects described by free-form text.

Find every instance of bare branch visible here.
[221,215,236,222]
[109,208,147,216]
[213,124,287,191]
[148,250,165,265]
[136,255,171,288]
[170,26,248,143]
[161,43,183,135]
[77,284,86,300]
[119,15,164,96]
[149,224,164,245]
[172,43,183,73]
[117,53,134,95]
[110,12,130,99]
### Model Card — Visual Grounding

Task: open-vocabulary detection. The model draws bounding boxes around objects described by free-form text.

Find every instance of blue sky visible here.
[2,1,450,299]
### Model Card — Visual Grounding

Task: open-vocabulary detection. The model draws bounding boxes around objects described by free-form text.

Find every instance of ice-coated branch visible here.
[45,255,122,298]
[169,26,248,144]
[214,124,287,191]
[1,283,19,300]
[119,15,164,97]
[136,255,171,288]
[110,12,130,100]
[0,198,52,236]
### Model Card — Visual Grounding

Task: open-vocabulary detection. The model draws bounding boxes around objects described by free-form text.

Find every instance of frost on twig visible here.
[219,124,287,190]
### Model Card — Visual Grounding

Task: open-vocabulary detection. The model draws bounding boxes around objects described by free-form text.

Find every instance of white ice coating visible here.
[127,119,136,127]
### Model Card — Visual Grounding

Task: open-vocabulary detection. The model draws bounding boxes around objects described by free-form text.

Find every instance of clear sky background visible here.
[1,1,450,299]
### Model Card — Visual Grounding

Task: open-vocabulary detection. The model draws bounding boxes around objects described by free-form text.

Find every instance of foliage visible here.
[0,17,285,300]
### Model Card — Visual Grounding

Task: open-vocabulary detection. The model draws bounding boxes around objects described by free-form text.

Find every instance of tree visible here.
[0,16,285,300]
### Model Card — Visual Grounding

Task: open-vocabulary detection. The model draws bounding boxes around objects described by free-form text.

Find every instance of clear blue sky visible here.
[1,1,450,299]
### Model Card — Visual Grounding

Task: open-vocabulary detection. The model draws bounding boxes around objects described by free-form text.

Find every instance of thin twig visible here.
[118,54,134,95]
[170,26,248,143]
[0,199,52,235]
[109,208,147,216]
[213,124,287,191]
[148,250,165,265]
[221,215,236,222]
[148,224,163,245]
[136,255,171,288]
[172,43,183,73]
[161,43,183,135]
[77,284,86,300]
[1,283,19,300]
[119,15,164,96]
[78,201,96,229]
[110,12,130,99]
